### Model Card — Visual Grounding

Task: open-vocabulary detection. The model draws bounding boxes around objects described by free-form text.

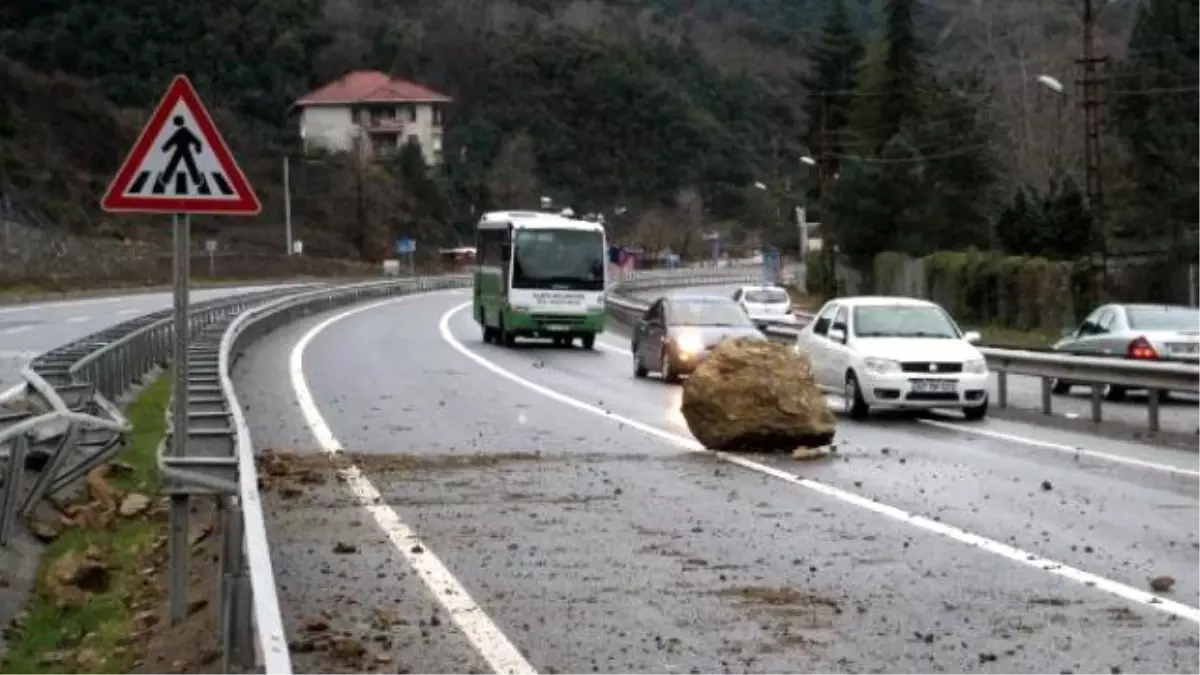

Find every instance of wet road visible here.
[235,287,1200,673]
[0,283,308,398]
[638,285,1200,441]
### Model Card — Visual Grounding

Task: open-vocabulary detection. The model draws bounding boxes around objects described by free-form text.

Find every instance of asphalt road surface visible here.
[235,286,1199,674]
[0,284,306,397]
[638,285,1200,442]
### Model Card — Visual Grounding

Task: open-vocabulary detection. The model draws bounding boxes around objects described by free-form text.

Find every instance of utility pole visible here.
[816,92,838,295]
[1079,0,1109,292]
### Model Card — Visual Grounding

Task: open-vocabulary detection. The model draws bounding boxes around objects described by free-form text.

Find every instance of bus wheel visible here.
[499,318,516,347]
[581,334,596,350]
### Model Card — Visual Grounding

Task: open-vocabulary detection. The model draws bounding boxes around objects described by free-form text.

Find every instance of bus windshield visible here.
[511,229,605,291]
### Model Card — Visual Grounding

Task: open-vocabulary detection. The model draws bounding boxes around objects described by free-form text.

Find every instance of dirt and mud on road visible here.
[257,446,1199,674]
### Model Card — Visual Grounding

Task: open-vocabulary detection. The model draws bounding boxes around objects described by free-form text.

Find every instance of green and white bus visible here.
[473,210,608,348]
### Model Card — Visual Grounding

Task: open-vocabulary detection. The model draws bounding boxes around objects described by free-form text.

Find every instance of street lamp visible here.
[1035,74,1065,94]
[1034,73,1067,181]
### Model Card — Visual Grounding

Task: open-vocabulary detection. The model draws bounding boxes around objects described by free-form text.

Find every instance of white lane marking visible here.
[600,337,1198,477]
[0,350,38,359]
[0,325,33,336]
[0,296,122,315]
[440,301,1200,624]
[118,308,144,316]
[0,383,24,403]
[290,293,537,675]
[917,418,1200,477]
[65,315,91,324]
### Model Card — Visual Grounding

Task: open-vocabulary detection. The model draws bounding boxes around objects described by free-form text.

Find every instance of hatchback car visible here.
[632,295,765,383]
[732,285,798,326]
[793,296,990,420]
[1051,303,1200,400]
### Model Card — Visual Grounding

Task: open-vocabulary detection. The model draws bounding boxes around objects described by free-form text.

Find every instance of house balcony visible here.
[362,117,407,134]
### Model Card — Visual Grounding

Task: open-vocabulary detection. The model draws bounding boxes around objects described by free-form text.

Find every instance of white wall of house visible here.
[299,106,355,153]
[299,102,445,165]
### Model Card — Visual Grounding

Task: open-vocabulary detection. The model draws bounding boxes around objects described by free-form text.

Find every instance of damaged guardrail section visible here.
[0,288,304,548]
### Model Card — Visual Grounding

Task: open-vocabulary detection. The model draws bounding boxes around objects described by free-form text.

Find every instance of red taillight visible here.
[1127,336,1158,360]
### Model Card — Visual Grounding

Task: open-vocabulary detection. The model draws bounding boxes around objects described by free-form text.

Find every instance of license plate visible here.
[1167,342,1199,354]
[545,325,570,332]
[911,379,957,393]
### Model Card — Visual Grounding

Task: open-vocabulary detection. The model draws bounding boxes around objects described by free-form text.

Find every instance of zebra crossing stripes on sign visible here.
[100,74,261,215]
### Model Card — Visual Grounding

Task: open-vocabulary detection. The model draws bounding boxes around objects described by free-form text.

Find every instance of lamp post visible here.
[1035,74,1067,182]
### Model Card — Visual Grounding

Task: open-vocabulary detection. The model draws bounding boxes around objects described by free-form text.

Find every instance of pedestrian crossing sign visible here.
[101,74,261,215]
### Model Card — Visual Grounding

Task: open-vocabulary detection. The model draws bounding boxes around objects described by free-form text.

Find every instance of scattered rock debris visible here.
[1149,575,1176,593]
[333,541,359,554]
[1041,480,1053,492]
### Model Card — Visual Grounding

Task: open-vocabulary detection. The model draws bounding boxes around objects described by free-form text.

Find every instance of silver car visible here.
[1051,303,1200,400]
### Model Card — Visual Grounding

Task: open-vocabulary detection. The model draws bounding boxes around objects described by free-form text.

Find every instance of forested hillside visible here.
[0,0,1194,273]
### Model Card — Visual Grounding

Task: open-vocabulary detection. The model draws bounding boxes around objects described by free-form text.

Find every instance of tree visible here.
[1111,0,1199,263]
[800,1,863,182]
[485,133,540,210]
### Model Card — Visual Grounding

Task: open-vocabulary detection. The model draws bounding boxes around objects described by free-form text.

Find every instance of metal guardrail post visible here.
[0,436,28,546]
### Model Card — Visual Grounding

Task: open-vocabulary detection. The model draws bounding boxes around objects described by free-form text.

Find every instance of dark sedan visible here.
[632,294,766,383]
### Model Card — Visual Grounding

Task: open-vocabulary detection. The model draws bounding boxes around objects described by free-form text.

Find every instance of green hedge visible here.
[801,248,1076,330]
[870,249,1088,333]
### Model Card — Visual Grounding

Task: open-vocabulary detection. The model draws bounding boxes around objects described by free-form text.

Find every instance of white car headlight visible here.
[674,333,706,354]
[863,357,901,375]
[964,358,988,374]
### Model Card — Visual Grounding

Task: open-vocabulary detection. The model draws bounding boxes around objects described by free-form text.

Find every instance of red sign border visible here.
[100,74,262,215]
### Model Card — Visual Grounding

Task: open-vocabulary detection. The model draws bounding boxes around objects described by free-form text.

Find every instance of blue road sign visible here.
[763,249,781,284]
[396,237,416,255]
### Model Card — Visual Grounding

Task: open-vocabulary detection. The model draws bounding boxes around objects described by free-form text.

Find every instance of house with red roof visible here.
[293,71,452,164]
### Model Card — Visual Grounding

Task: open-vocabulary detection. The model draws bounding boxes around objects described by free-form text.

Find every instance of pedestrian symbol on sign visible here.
[154,116,207,195]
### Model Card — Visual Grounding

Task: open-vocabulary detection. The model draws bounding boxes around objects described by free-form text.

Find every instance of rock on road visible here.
[234,285,1199,674]
[0,284,306,397]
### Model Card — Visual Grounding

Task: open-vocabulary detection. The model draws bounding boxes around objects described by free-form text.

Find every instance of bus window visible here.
[511,229,605,291]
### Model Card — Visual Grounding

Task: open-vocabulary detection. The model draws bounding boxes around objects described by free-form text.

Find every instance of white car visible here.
[793,296,990,420]
[732,285,798,326]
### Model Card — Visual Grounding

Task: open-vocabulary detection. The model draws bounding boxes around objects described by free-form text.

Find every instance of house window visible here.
[399,104,416,122]
[432,105,443,125]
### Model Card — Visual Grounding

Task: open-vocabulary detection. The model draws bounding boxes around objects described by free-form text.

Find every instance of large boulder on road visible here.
[680,338,836,451]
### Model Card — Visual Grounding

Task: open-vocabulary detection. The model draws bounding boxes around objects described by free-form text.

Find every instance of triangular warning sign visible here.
[101,74,261,215]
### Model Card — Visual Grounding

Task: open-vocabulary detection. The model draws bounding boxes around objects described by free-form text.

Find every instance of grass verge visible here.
[1,373,170,674]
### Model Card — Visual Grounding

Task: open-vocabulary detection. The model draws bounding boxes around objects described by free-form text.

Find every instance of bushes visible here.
[870,249,1077,332]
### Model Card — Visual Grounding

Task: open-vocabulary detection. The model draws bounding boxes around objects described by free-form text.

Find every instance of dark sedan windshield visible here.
[671,298,755,327]
[1127,306,1200,331]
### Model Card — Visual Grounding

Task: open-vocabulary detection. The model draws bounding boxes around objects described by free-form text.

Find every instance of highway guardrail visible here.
[0,287,312,544]
[605,276,1199,434]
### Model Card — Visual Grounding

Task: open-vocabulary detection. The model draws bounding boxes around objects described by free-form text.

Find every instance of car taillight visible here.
[1127,336,1158,360]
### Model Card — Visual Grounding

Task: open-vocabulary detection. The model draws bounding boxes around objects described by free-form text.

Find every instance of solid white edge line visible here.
[597,337,1199,478]
[439,301,1200,625]
[916,418,1200,477]
[289,292,537,675]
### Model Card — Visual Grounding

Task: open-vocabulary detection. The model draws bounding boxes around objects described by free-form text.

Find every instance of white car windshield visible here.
[743,289,789,304]
[853,305,960,339]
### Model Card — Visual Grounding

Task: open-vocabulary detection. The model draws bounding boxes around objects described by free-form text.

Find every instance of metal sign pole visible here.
[169,212,191,624]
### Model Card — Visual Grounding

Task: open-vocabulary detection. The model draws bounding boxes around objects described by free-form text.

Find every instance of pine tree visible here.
[801,0,863,181]
[1112,0,1199,261]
